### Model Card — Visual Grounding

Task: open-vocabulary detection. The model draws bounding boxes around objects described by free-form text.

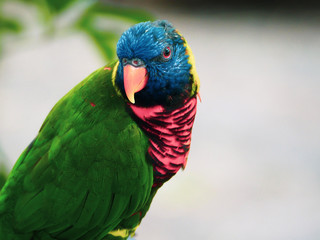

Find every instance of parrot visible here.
[0,20,200,240]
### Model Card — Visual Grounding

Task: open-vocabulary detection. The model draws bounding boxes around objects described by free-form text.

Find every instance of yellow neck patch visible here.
[175,29,200,97]
[184,40,200,96]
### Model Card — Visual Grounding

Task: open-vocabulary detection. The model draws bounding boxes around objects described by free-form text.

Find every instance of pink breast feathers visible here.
[129,97,197,185]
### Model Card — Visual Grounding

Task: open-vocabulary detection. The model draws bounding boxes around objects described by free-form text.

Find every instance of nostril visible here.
[127,58,144,67]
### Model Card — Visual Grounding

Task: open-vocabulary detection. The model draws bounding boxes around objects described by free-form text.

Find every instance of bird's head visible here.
[115,20,199,107]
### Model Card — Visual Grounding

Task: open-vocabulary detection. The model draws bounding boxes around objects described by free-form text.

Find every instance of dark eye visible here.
[162,46,172,60]
[122,58,128,65]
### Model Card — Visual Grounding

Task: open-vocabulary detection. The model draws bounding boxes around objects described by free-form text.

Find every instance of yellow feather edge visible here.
[109,225,138,238]
[184,41,200,96]
[111,60,121,96]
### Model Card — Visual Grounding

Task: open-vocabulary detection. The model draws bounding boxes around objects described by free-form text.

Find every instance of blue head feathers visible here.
[116,20,193,106]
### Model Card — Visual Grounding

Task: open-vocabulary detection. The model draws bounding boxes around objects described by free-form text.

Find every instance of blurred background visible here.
[1,0,320,239]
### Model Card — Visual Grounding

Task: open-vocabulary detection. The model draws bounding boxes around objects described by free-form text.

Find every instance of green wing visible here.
[0,62,153,239]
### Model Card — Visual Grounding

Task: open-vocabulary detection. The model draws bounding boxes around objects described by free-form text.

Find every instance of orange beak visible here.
[123,64,148,104]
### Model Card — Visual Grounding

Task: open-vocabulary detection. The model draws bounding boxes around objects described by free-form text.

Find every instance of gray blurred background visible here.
[0,0,320,239]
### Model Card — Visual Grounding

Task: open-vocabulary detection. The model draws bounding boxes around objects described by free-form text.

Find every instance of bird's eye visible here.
[132,58,143,67]
[162,46,172,60]
[122,58,128,65]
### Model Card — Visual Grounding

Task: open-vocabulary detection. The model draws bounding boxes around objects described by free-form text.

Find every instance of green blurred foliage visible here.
[41,0,78,13]
[83,3,155,23]
[77,2,155,60]
[0,0,155,60]
[17,0,78,14]
[0,15,23,32]
[0,6,23,55]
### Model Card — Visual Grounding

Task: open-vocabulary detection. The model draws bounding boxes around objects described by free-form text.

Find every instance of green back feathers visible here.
[0,62,153,239]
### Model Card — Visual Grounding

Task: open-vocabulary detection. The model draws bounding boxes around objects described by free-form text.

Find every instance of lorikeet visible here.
[0,20,200,240]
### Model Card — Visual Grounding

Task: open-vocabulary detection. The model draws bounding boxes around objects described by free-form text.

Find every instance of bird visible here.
[0,20,200,240]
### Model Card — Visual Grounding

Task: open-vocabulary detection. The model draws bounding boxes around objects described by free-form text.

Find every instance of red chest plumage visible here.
[129,97,197,185]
